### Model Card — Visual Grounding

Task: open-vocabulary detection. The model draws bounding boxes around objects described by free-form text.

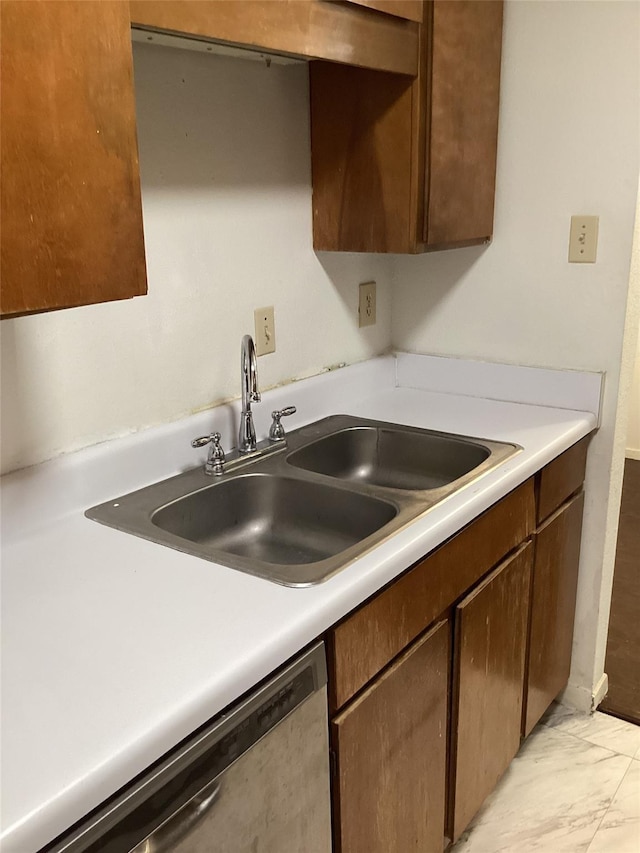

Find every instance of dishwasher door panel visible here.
[134,688,331,853]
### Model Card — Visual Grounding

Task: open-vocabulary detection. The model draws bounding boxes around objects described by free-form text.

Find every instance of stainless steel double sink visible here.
[86,415,520,586]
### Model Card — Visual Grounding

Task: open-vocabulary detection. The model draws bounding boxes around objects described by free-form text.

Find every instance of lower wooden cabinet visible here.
[331,619,450,853]
[524,490,585,736]
[325,439,589,849]
[449,542,533,842]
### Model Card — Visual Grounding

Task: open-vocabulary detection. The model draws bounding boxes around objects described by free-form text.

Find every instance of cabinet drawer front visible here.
[328,478,535,711]
[332,619,449,853]
[524,490,585,736]
[451,541,533,841]
[537,435,590,523]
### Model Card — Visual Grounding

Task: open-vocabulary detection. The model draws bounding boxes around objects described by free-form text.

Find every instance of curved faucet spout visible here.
[239,334,261,453]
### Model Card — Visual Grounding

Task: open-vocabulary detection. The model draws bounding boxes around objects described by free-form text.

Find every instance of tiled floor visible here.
[451,705,640,852]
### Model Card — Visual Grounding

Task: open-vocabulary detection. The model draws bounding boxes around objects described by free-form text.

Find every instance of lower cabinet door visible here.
[450,542,532,842]
[524,490,585,736]
[331,619,450,853]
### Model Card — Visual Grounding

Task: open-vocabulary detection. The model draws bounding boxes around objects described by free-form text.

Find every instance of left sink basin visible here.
[87,470,398,587]
[152,474,396,569]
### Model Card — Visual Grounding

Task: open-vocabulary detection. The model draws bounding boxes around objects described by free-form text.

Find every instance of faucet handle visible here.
[191,432,220,449]
[269,406,297,442]
[191,432,226,475]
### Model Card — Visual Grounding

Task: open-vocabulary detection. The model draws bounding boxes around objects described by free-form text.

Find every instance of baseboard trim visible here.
[591,672,609,710]
[559,673,609,713]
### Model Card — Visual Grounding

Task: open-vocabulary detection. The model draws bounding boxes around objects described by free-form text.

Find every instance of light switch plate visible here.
[359,281,376,328]
[569,216,599,263]
[254,306,276,356]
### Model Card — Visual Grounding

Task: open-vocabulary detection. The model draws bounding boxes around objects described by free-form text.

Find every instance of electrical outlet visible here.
[359,281,376,328]
[254,306,276,356]
[569,216,599,263]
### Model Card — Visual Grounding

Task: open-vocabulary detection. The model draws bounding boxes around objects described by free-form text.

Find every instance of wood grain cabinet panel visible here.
[130,1,419,76]
[1,1,147,317]
[310,0,504,253]
[425,0,503,246]
[332,620,449,853]
[450,542,532,842]
[344,0,424,23]
[524,491,585,736]
[536,435,590,524]
[327,478,535,711]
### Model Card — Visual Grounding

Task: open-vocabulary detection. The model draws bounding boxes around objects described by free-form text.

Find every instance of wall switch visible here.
[254,306,276,356]
[359,281,377,328]
[569,215,599,263]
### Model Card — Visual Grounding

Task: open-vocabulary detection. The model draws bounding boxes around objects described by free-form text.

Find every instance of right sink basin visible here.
[287,424,493,491]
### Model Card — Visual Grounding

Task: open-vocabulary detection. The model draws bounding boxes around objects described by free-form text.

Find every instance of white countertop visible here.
[0,354,601,853]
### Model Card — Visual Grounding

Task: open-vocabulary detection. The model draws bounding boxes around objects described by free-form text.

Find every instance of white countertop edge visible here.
[1,355,601,853]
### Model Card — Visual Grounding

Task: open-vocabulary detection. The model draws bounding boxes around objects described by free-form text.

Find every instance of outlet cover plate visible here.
[569,215,599,263]
[254,306,276,356]
[359,281,376,328]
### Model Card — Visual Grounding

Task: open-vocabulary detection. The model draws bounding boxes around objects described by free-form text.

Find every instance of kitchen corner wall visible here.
[391,0,640,710]
[626,318,640,458]
[0,42,393,475]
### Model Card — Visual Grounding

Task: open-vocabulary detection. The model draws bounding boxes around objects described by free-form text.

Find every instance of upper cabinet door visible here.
[1,1,147,317]
[309,0,504,253]
[425,0,503,247]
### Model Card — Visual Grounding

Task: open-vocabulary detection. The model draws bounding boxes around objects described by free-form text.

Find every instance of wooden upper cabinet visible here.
[310,0,504,253]
[343,0,424,23]
[426,0,503,247]
[0,1,147,318]
[129,1,420,76]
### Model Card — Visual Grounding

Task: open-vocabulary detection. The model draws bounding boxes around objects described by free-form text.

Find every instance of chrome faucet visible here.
[239,334,261,453]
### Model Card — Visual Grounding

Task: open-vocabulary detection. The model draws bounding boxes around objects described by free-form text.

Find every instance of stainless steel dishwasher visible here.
[47,643,331,853]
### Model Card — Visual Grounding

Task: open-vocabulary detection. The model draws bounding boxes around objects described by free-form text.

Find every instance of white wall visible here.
[392,0,640,709]
[0,43,393,474]
[626,317,640,458]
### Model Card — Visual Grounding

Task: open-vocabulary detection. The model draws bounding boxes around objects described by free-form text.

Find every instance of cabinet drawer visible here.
[536,435,590,523]
[327,478,535,711]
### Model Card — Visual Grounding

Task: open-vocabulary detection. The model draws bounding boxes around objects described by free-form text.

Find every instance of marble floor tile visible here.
[586,759,640,852]
[540,704,640,759]
[451,725,632,853]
